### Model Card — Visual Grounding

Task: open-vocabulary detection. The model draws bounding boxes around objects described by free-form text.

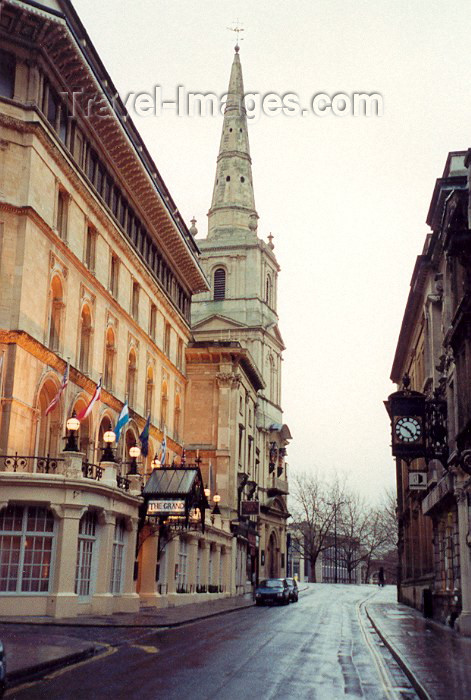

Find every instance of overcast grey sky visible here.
[73,0,471,501]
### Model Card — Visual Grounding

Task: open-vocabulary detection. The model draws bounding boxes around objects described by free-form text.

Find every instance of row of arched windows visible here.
[47,275,182,408]
[35,373,180,465]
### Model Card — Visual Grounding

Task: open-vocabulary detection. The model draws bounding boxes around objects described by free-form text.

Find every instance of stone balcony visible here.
[267,476,289,496]
[0,452,140,494]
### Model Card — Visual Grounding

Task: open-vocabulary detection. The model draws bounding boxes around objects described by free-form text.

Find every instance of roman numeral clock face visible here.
[395,417,422,443]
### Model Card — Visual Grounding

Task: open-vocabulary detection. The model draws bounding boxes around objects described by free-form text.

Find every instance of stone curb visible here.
[364,604,432,700]
[6,644,101,689]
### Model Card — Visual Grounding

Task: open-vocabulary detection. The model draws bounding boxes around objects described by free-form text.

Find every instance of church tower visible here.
[191,46,285,430]
[188,46,291,584]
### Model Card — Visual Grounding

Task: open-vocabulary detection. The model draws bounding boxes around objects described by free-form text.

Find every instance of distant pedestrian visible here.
[378,567,385,587]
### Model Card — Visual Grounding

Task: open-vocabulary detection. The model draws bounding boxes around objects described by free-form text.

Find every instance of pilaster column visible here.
[92,509,115,614]
[200,541,209,590]
[139,528,159,601]
[212,544,221,590]
[187,537,199,593]
[46,503,84,617]
[166,537,178,594]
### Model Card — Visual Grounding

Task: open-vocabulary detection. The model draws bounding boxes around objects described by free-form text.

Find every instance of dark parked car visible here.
[255,578,290,606]
[285,577,299,602]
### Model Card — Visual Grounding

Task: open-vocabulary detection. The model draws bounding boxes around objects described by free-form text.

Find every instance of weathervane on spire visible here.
[227,19,244,51]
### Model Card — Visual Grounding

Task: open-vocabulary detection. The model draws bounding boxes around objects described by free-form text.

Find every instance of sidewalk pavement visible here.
[0,594,255,689]
[366,586,471,700]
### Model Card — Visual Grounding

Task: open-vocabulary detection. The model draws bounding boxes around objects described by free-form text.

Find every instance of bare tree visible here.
[336,493,371,583]
[291,473,399,584]
[289,471,345,582]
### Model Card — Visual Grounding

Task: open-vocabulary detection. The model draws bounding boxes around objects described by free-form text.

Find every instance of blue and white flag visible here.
[114,402,129,442]
[160,434,167,466]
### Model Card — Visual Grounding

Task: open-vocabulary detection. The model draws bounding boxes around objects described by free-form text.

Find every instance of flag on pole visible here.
[160,433,167,466]
[76,378,102,421]
[114,402,129,442]
[45,363,69,416]
[139,414,151,457]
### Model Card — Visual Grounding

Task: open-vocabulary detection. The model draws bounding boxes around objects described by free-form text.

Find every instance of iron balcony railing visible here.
[0,453,64,474]
[0,454,131,492]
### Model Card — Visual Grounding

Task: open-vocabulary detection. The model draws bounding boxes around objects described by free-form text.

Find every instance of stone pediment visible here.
[272,325,285,348]
[192,314,247,332]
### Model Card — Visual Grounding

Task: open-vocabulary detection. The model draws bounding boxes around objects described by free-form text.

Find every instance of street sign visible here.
[147,499,185,515]
[409,471,427,490]
[241,501,260,516]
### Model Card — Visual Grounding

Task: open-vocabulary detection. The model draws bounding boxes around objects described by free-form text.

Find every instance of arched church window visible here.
[266,275,272,307]
[214,268,226,301]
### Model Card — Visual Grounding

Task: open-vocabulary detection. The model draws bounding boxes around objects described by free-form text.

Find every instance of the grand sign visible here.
[147,500,185,515]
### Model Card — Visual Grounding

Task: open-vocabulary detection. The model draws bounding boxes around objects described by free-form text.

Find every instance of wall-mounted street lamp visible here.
[212,493,221,516]
[128,445,141,475]
[64,412,80,452]
[204,485,211,500]
[100,430,116,463]
[151,453,161,470]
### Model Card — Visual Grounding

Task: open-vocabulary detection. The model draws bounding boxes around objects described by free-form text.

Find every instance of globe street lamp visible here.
[128,445,141,475]
[64,412,80,452]
[100,430,116,463]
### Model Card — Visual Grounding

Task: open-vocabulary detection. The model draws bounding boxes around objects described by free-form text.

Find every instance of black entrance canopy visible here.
[142,467,209,532]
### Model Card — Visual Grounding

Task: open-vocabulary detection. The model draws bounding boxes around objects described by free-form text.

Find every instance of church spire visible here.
[208,47,258,238]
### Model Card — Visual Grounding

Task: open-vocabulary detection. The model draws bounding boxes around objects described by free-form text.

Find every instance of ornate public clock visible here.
[394,416,422,444]
[386,382,426,462]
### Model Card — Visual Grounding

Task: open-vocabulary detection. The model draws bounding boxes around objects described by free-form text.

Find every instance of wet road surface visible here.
[7,585,418,700]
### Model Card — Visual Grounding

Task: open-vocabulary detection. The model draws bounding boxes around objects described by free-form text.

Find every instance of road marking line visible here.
[4,643,117,696]
[356,594,408,700]
[131,644,159,653]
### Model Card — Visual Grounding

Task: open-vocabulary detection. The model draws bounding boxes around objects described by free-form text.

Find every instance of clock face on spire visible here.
[394,416,422,443]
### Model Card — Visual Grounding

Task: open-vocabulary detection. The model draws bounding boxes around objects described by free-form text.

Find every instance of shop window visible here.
[110,519,126,594]
[0,50,15,99]
[177,538,188,592]
[75,511,97,597]
[0,505,55,593]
